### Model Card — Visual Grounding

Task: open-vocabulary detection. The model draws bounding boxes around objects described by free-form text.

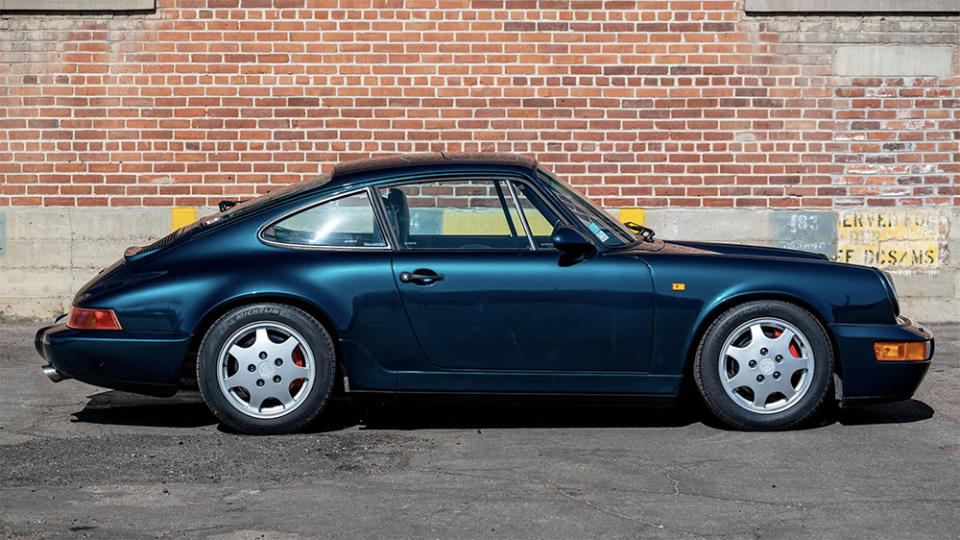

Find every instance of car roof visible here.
[330,152,538,184]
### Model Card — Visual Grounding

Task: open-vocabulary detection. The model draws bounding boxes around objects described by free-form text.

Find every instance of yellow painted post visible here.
[171,207,197,231]
[618,208,644,225]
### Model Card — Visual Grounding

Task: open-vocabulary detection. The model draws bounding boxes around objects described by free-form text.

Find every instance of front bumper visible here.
[35,323,191,397]
[831,318,934,406]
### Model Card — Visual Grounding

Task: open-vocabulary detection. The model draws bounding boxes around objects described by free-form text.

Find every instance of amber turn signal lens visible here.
[66,307,122,331]
[874,341,927,362]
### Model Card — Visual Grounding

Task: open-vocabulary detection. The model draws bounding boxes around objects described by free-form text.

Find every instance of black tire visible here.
[196,303,335,435]
[693,300,833,430]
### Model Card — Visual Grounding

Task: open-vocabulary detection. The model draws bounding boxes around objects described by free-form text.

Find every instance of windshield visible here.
[536,169,635,247]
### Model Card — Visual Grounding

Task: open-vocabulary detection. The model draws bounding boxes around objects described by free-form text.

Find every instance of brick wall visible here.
[0,1,957,210]
[1,1,958,322]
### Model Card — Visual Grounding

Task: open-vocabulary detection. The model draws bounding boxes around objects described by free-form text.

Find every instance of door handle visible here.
[399,269,445,285]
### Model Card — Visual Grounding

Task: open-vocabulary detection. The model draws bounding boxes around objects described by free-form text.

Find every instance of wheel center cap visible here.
[257,361,276,378]
[759,358,776,374]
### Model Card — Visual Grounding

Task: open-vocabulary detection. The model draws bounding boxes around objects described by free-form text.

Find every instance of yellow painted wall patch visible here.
[618,208,645,226]
[441,208,554,236]
[171,207,197,231]
[672,282,686,291]
[442,209,513,235]
[836,209,944,269]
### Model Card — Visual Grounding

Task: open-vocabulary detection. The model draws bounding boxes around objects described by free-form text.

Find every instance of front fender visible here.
[642,253,894,375]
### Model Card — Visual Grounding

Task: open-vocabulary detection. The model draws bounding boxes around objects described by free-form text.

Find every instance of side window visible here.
[261,191,386,248]
[378,179,530,250]
[512,182,563,250]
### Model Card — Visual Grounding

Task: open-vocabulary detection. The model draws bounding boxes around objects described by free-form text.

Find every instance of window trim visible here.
[505,180,537,251]
[372,175,568,254]
[509,179,569,252]
[257,187,393,252]
[492,180,522,244]
[506,176,571,251]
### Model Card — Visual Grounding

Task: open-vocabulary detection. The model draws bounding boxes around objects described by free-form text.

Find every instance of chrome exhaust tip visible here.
[42,364,70,383]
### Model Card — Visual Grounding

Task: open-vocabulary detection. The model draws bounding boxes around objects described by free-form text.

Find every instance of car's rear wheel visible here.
[693,300,833,430]
[197,303,335,434]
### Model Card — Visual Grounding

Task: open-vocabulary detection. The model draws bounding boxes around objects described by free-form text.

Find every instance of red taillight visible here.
[66,307,122,331]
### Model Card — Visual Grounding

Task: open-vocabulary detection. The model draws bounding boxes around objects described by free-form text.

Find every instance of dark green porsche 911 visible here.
[36,153,934,434]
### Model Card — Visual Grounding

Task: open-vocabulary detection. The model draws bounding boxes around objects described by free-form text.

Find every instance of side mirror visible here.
[551,226,596,257]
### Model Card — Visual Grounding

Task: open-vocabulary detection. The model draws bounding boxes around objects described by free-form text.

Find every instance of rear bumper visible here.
[831,318,934,406]
[35,323,190,397]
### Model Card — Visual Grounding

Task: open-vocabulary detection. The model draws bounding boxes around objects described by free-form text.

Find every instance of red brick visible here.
[0,3,953,209]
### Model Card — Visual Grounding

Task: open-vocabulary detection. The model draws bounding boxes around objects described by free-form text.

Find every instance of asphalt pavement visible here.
[0,322,957,539]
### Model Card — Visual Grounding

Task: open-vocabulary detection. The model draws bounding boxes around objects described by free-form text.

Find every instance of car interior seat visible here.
[383,188,410,246]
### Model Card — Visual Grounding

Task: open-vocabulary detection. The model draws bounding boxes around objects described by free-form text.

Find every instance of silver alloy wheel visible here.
[216,321,316,420]
[718,317,815,415]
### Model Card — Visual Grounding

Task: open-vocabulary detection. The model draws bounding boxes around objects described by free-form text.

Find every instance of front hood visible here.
[667,240,830,261]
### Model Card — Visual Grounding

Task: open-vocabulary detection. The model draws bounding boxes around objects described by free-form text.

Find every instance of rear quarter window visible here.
[261,191,386,248]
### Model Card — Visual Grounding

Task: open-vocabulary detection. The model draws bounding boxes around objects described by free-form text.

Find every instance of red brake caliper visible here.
[772,330,801,357]
[290,346,306,393]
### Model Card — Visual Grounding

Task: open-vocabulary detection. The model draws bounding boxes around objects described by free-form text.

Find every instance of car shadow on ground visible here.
[834,399,934,426]
[349,402,701,432]
[71,390,217,428]
[237,399,705,433]
[71,390,935,432]
[350,399,935,432]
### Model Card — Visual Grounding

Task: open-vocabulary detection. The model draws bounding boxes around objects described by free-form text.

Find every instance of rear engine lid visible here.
[123,221,200,261]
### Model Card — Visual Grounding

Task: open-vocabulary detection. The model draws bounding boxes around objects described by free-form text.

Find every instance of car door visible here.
[257,188,422,391]
[380,176,655,374]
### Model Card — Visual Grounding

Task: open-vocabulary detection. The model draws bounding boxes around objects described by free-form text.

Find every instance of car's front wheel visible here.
[693,300,833,430]
[197,303,335,434]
